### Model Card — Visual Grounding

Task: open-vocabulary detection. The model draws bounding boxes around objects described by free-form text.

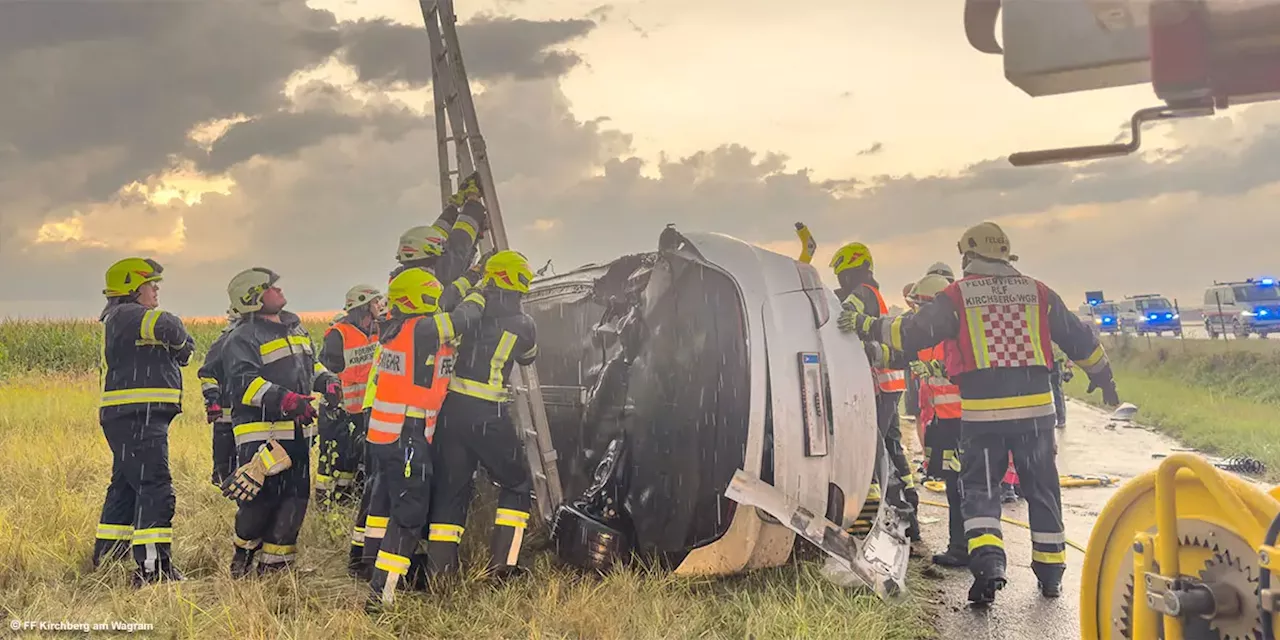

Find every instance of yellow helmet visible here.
[228,267,280,315]
[397,225,448,263]
[344,284,383,312]
[829,242,874,276]
[483,250,534,294]
[387,268,444,315]
[103,257,164,298]
[957,222,1017,262]
[908,274,951,305]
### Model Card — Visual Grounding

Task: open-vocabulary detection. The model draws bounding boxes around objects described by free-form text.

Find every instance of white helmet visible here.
[344,284,383,312]
[227,267,280,315]
[397,225,448,263]
[958,221,1017,263]
[926,262,955,282]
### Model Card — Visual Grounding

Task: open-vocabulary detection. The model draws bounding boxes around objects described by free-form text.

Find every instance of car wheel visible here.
[1233,320,1249,338]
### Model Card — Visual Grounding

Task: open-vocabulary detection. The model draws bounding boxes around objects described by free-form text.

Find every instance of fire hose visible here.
[917,499,1087,553]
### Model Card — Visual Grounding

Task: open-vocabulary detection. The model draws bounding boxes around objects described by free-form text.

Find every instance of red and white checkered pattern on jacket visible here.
[979,303,1038,367]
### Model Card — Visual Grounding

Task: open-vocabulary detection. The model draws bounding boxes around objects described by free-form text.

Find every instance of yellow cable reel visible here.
[1081,453,1280,639]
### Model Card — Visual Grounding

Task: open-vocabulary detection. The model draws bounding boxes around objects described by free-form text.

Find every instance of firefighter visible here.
[363,269,489,610]
[220,267,341,577]
[353,177,490,579]
[908,275,967,568]
[425,250,538,582]
[902,283,922,427]
[837,221,1120,606]
[199,309,241,487]
[93,257,195,586]
[392,172,487,305]
[316,285,384,510]
[828,243,920,546]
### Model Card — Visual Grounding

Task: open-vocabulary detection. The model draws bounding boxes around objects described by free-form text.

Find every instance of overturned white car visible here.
[522,226,911,598]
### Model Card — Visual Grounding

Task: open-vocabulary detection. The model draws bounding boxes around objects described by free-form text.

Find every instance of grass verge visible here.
[1064,335,1280,480]
[0,369,933,639]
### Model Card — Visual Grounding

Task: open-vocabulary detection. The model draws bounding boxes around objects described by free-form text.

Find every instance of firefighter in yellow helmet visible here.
[315,286,385,512]
[351,177,490,578]
[425,249,539,583]
[362,268,489,611]
[829,242,921,550]
[93,257,195,586]
[838,221,1120,606]
[219,267,341,577]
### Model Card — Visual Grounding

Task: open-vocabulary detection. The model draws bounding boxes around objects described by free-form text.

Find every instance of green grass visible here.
[0,328,934,638]
[1065,334,1280,480]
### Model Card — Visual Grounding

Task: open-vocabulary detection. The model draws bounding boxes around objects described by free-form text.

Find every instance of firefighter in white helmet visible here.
[219,267,340,577]
[392,172,491,310]
[839,221,1120,606]
[315,286,384,515]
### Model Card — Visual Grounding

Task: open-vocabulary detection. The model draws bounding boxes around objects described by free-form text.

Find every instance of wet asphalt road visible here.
[908,399,1183,640]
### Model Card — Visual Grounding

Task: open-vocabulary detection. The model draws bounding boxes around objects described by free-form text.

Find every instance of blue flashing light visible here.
[1164,313,1173,319]
[1261,278,1275,286]
[1102,317,1115,324]
[1259,308,1270,317]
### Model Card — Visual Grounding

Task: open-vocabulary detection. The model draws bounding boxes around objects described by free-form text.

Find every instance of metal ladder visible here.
[418,0,564,523]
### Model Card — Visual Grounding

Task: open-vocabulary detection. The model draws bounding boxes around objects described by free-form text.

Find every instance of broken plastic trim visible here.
[724,469,910,601]
[1008,102,1216,166]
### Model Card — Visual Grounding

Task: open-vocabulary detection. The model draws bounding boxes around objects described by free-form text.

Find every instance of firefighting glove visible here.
[1087,377,1121,407]
[908,360,931,379]
[323,380,342,407]
[205,402,222,424]
[838,309,874,336]
[449,171,483,206]
[279,391,318,425]
[221,440,293,503]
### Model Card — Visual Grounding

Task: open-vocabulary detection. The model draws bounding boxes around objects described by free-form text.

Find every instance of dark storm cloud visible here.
[335,15,596,87]
[0,0,341,205]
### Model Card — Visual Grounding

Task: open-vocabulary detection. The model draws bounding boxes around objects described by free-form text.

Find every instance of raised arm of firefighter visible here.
[414,288,489,349]
[436,176,490,309]
[224,332,317,425]
[1045,289,1118,405]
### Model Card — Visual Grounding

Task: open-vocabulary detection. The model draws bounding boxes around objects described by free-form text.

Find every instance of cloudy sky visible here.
[4,0,1280,319]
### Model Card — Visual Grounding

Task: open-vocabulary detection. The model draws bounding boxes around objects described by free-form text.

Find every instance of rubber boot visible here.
[131,562,184,588]
[347,543,367,579]
[256,561,290,577]
[1000,483,1019,504]
[230,547,256,579]
[91,540,131,569]
[968,573,1006,607]
[932,548,969,568]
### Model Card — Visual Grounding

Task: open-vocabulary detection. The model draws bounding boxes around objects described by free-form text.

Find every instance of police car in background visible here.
[1117,294,1182,337]
[1203,278,1280,339]
[1078,291,1120,335]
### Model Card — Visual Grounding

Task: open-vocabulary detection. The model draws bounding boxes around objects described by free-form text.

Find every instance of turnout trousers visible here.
[367,423,435,604]
[352,442,391,578]
[925,417,965,556]
[875,391,919,540]
[93,413,178,576]
[426,395,533,576]
[211,419,236,487]
[317,409,367,506]
[231,437,311,576]
[959,421,1065,588]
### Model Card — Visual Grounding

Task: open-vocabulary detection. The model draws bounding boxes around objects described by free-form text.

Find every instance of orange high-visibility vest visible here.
[366,316,455,445]
[328,322,378,413]
[862,284,906,393]
[916,344,961,423]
